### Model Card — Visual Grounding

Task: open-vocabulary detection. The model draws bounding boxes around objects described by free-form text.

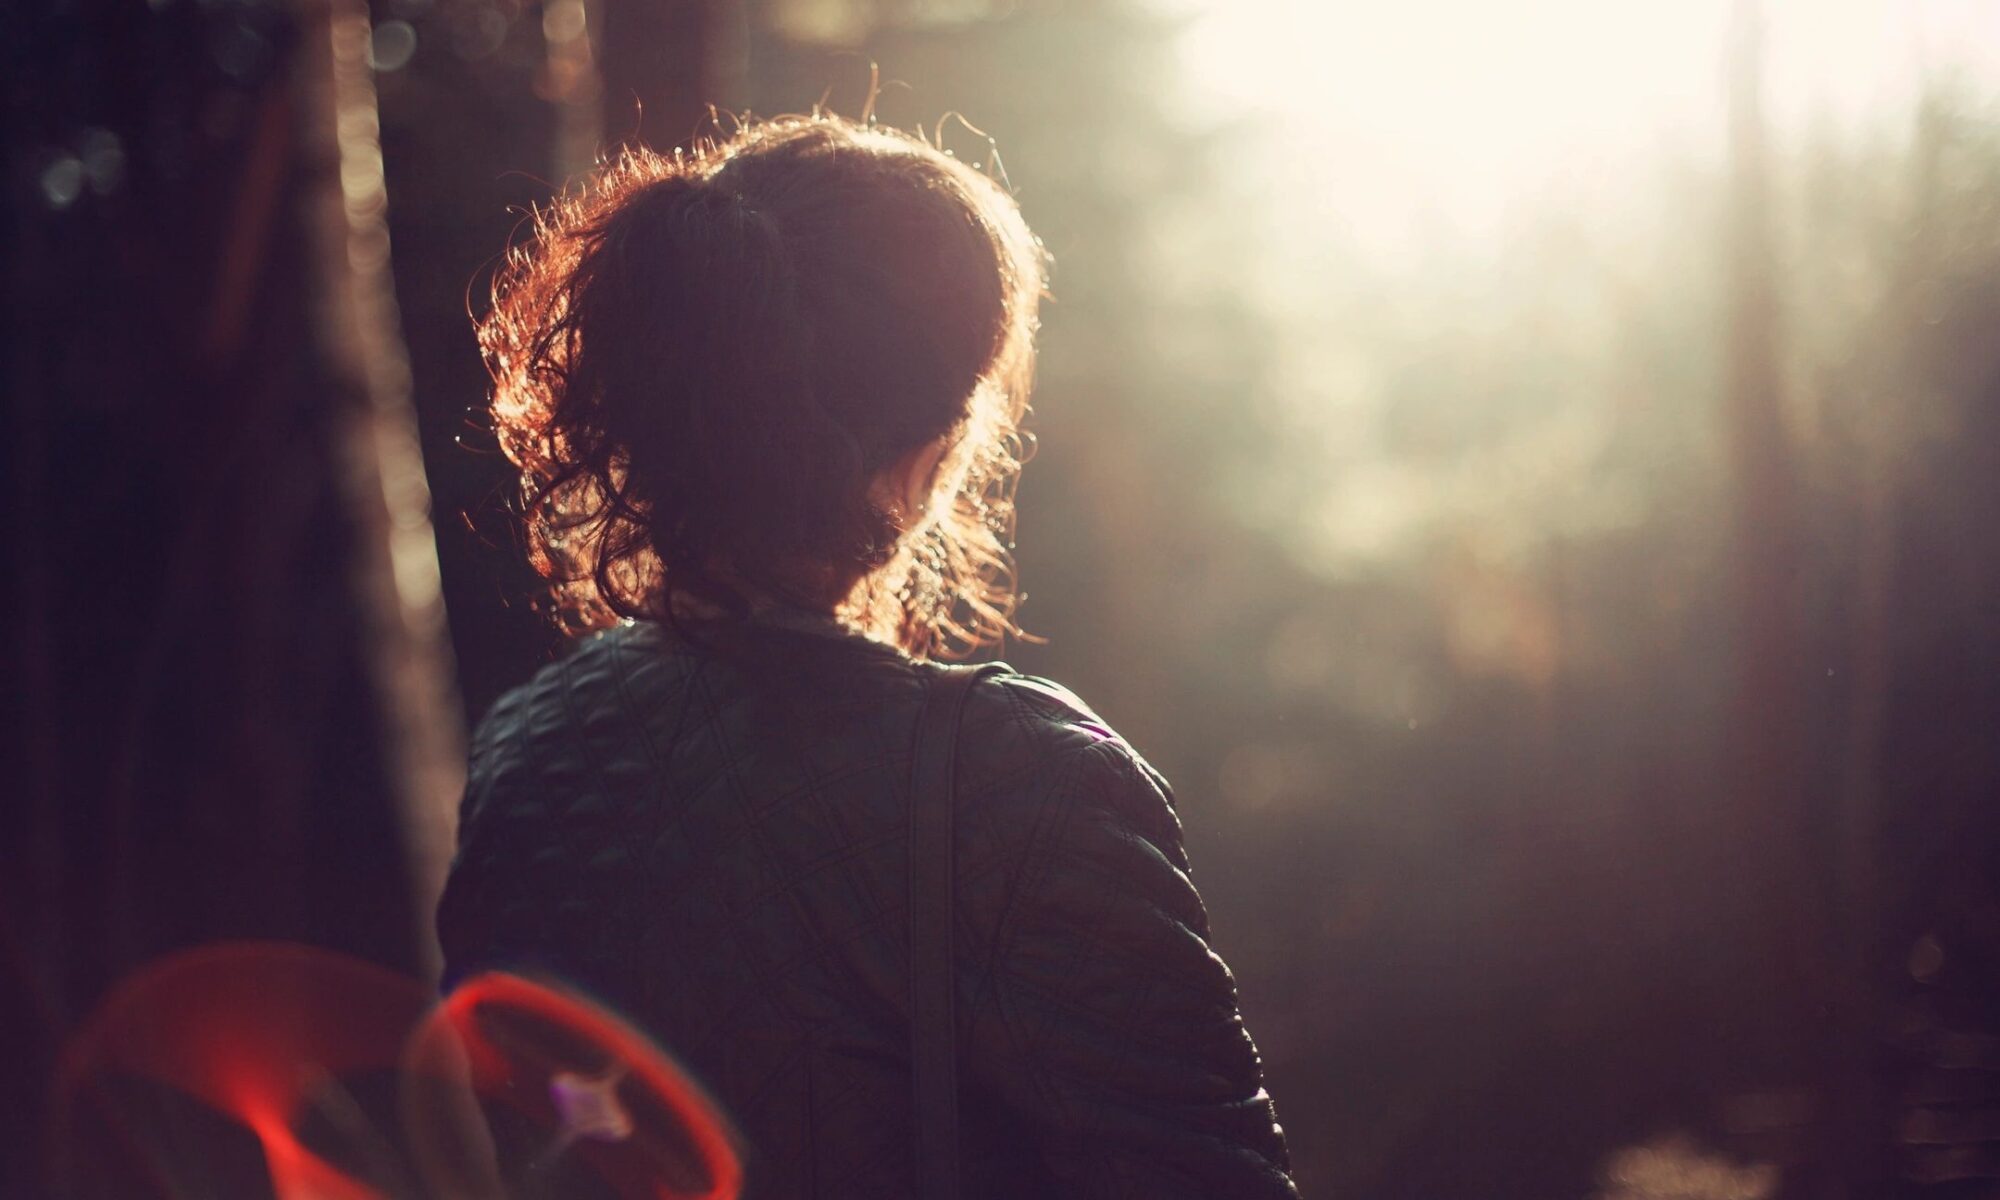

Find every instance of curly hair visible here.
[478,114,1046,657]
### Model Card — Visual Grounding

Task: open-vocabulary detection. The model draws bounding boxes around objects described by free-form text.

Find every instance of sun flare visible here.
[1167,0,2000,254]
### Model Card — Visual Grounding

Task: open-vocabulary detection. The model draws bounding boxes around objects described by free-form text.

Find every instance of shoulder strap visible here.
[909,662,1005,1200]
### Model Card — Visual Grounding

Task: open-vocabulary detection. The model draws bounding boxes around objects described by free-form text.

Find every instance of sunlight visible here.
[1147,0,2000,581]
[1166,0,2000,256]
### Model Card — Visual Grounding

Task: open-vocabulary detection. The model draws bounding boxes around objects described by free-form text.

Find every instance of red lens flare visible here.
[403,972,742,1200]
[54,941,430,1199]
[53,942,742,1200]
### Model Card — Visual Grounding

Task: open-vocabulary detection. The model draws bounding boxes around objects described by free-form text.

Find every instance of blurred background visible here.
[8,0,2000,1196]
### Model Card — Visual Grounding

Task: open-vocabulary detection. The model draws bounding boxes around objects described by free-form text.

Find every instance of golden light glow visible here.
[1167,0,2000,256]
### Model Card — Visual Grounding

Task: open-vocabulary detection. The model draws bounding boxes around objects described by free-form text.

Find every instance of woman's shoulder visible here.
[472,621,655,723]
[467,632,1177,834]
[464,623,696,785]
[954,667,1184,861]
[957,667,1117,757]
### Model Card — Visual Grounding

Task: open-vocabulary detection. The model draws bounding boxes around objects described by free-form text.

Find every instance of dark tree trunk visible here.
[1722,6,1853,1194]
[2,0,459,1192]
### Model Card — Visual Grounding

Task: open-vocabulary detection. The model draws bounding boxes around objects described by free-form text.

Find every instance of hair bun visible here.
[481,114,1046,656]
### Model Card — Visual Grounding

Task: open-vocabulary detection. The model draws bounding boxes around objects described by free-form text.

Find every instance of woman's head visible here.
[480,114,1046,656]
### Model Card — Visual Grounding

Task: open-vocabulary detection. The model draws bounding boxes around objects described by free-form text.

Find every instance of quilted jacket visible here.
[436,615,1297,1199]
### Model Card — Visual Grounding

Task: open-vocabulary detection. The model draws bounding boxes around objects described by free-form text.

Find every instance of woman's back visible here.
[446,110,1294,1196]
[438,617,1293,1197]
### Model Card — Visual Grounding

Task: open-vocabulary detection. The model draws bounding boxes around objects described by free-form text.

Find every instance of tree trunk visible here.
[2,0,462,1190]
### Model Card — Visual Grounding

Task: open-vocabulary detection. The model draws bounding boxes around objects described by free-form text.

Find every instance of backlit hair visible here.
[479,114,1046,657]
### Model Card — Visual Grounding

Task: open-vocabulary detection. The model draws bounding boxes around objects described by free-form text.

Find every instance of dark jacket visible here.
[436,616,1297,1199]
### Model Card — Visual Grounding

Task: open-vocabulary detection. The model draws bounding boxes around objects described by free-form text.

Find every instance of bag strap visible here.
[909,662,1005,1200]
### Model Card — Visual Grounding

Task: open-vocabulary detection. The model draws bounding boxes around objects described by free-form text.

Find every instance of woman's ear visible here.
[868,435,955,530]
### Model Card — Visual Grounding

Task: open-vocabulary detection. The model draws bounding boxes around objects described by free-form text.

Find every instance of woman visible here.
[437,114,1297,1199]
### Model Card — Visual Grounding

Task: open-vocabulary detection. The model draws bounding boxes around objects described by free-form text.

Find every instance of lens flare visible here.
[55,942,431,1199]
[53,943,742,1200]
[403,972,742,1200]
